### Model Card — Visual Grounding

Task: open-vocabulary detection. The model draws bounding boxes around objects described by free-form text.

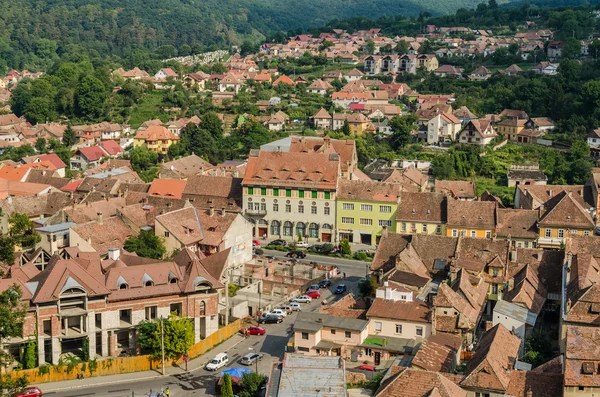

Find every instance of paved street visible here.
[43,261,366,397]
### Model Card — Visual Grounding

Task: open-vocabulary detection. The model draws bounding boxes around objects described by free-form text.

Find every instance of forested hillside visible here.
[0,0,496,71]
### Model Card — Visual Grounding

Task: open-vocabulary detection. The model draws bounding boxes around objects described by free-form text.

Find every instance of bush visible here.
[340,239,351,255]
[320,243,334,255]
[353,252,369,261]
[254,248,264,255]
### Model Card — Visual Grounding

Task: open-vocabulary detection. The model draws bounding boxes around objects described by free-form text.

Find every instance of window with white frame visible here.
[311,206,317,214]
[341,217,354,224]
[545,228,551,237]
[360,218,373,226]
[375,322,382,332]
[436,225,442,234]
[470,230,476,237]
[416,326,423,336]
[324,207,330,215]
[558,229,564,238]
[422,224,427,233]
[395,324,402,334]
[401,223,406,231]
[380,205,392,213]
[452,229,458,237]
[361,204,373,211]
[486,231,492,238]
[273,203,279,212]
[378,220,392,227]
[342,203,354,210]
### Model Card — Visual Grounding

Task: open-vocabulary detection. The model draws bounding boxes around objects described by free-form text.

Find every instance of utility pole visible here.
[225,269,230,326]
[161,316,165,376]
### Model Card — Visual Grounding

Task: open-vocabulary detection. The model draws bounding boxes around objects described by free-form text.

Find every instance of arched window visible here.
[296,222,306,238]
[144,280,154,287]
[119,283,129,290]
[283,221,293,236]
[309,223,319,238]
[271,220,281,236]
[199,301,206,316]
[322,223,332,230]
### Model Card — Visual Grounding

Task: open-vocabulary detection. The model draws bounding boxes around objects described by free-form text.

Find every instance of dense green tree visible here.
[34,138,47,154]
[395,40,409,55]
[0,285,28,396]
[563,37,582,59]
[342,119,351,135]
[240,41,260,57]
[389,114,417,150]
[75,75,108,119]
[62,125,78,147]
[137,314,194,359]
[222,374,234,397]
[124,230,167,260]
[340,239,351,255]
[365,39,375,55]
[8,213,41,250]
[202,112,224,139]
[239,373,267,397]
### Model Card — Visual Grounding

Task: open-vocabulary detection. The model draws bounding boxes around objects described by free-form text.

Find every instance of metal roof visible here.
[36,222,76,233]
[88,168,128,179]
[494,299,537,326]
[277,353,346,397]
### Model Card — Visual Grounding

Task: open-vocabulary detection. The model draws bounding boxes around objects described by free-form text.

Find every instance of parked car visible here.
[270,308,288,318]
[305,290,321,298]
[205,353,229,371]
[269,239,286,246]
[296,241,309,248]
[242,326,266,336]
[308,284,320,291]
[286,250,306,259]
[14,387,43,397]
[278,305,293,314]
[335,284,347,294]
[289,302,302,311]
[240,352,264,366]
[318,280,331,288]
[292,295,312,303]
[259,314,283,324]
[357,365,376,371]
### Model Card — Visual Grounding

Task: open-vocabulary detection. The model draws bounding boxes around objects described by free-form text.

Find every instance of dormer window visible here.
[119,283,129,290]
[144,280,154,287]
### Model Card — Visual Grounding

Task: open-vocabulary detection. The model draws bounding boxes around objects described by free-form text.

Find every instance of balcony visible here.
[245,209,267,217]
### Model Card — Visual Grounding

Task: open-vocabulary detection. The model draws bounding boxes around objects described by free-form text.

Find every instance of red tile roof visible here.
[148,178,187,199]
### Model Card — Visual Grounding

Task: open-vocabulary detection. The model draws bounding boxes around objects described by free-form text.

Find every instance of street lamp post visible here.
[160,316,165,376]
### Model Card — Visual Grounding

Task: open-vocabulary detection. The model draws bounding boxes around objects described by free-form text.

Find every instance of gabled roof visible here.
[396,192,446,223]
[412,332,463,373]
[495,208,538,239]
[538,191,594,229]
[366,298,430,323]
[375,368,466,397]
[446,200,496,229]
[29,258,111,304]
[148,178,187,199]
[460,324,520,393]
[435,180,476,199]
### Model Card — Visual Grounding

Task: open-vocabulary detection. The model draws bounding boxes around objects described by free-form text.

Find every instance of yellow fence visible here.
[9,318,243,384]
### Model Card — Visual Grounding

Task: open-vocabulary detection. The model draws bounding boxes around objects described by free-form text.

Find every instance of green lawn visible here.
[475,177,516,207]
[128,90,171,129]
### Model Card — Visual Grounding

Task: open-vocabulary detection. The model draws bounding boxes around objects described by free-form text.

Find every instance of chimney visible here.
[507,277,515,291]
[384,283,392,300]
[382,225,388,237]
[107,248,120,261]
[526,387,532,397]
[6,196,12,205]
[209,204,215,217]
[97,212,103,224]
[221,207,226,217]
[510,249,517,263]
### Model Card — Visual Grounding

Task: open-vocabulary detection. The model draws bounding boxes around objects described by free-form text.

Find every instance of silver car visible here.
[240,352,263,365]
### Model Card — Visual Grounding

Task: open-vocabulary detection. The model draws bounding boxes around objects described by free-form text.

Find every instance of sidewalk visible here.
[40,334,246,392]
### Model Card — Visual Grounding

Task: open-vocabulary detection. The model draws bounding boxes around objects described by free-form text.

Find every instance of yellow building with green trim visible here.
[336,180,400,245]
[395,192,447,236]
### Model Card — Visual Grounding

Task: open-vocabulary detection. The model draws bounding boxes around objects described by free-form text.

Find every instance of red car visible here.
[357,365,376,371]
[253,240,261,247]
[305,290,321,298]
[14,387,42,397]
[242,326,266,336]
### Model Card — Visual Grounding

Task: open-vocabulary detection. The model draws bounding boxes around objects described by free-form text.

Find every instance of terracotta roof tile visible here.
[435,180,476,199]
[148,178,187,199]
[366,298,430,323]
[396,192,446,223]
[375,368,466,397]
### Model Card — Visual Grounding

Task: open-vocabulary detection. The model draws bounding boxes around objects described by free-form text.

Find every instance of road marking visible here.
[108,389,130,393]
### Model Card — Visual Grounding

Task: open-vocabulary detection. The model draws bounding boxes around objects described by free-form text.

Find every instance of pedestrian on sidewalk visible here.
[165,387,170,397]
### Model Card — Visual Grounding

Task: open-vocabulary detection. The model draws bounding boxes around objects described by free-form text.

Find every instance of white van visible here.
[205,353,229,371]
